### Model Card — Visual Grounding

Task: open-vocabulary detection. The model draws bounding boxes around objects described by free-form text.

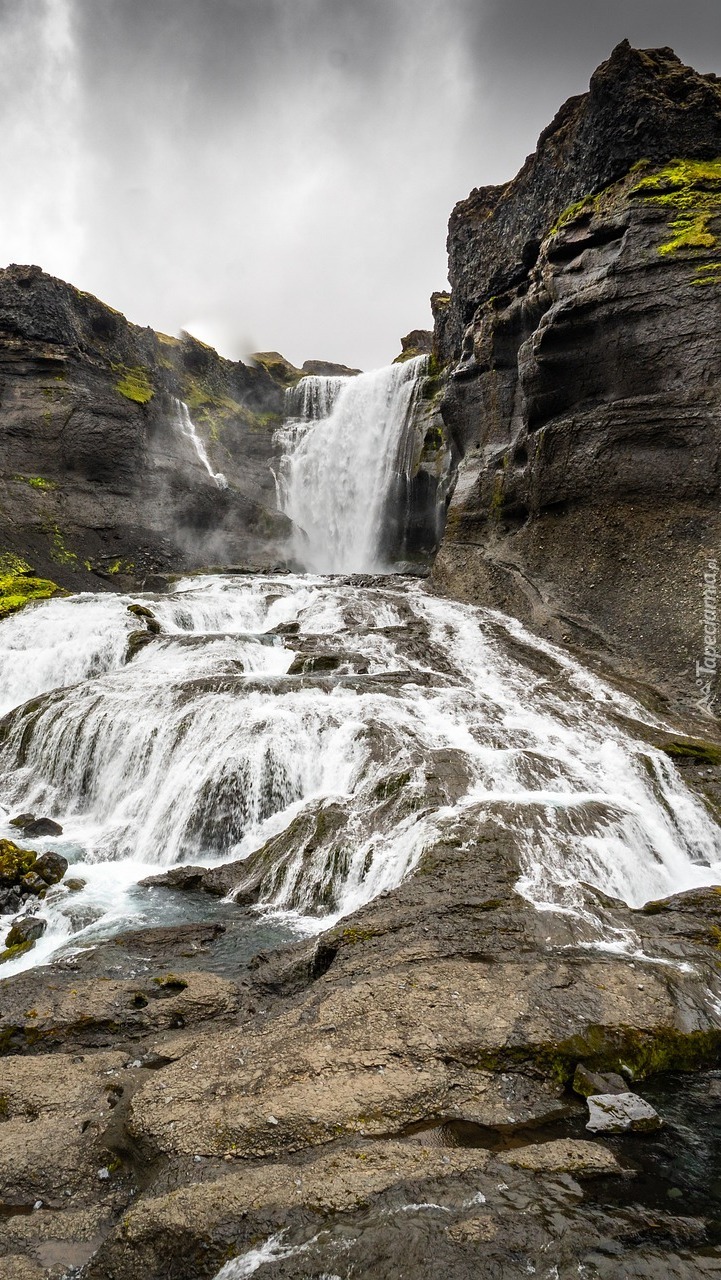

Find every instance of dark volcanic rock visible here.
[394,328,433,362]
[0,266,295,593]
[301,359,362,376]
[432,44,721,717]
[22,817,62,838]
[33,851,68,884]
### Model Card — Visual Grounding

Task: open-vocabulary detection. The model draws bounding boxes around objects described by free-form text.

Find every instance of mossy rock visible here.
[0,552,64,619]
[632,158,721,256]
[660,737,721,766]
[250,351,305,388]
[0,838,37,885]
[0,940,34,965]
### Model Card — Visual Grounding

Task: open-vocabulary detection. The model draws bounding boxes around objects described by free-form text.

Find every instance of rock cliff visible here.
[0,264,295,597]
[433,42,721,721]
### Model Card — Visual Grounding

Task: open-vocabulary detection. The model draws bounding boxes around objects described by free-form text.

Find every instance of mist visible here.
[0,0,720,369]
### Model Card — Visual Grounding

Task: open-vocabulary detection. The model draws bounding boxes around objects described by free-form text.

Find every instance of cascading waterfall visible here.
[1,573,720,978]
[173,397,228,488]
[275,358,428,572]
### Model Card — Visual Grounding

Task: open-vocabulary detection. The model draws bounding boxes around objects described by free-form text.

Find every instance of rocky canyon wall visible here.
[432,42,721,722]
[0,264,295,597]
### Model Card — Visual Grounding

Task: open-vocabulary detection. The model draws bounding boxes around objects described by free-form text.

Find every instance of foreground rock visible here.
[0,839,67,918]
[1,804,721,1276]
[432,43,721,718]
[586,1091,662,1134]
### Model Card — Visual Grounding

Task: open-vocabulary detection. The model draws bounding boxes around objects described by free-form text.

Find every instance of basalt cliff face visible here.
[0,264,294,597]
[432,42,721,721]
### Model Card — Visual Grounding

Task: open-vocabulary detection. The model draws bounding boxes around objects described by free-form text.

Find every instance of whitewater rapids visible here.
[1,571,720,977]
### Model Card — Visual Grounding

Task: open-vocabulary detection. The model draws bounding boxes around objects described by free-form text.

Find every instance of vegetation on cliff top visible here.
[0,553,64,620]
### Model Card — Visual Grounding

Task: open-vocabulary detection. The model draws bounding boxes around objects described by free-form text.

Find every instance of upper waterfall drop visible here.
[173,397,228,489]
[276,357,428,573]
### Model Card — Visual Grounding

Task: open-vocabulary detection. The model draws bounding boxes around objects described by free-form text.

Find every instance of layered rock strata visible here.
[0,265,297,595]
[433,43,721,720]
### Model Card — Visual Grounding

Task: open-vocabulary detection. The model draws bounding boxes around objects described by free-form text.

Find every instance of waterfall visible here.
[276,358,427,572]
[1,573,721,979]
[173,398,228,489]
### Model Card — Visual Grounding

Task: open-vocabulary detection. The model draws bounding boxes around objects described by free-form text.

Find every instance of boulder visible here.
[64,877,87,892]
[33,851,68,885]
[8,814,35,831]
[573,1064,627,1098]
[586,1091,662,1133]
[19,872,47,897]
[5,917,47,948]
[21,817,63,838]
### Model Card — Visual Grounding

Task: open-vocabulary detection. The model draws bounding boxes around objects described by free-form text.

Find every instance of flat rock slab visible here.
[586,1091,662,1133]
[500,1137,620,1176]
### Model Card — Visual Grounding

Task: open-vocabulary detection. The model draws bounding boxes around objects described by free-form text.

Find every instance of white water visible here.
[1,574,720,978]
[276,359,427,572]
[173,397,228,488]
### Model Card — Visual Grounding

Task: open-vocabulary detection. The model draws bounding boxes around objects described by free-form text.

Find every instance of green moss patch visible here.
[551,193,599,234]
[13,475,58,490]
[113,364,154,404]
[0,553,63,620]
[660,737,721,766]
[0,837,37,882]
[45,524,78,567]
[632,158,721,255]
[0,940,33,965]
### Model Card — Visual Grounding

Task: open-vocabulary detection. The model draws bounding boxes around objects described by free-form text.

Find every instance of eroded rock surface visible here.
[432,42,721,718]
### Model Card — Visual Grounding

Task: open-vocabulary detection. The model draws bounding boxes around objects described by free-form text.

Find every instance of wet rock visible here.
[5,917,47,947]
[21,817,63,838]
[140,864,246,897]
[586,1091,662,1133]
[112,922,227,961]
[19,871,47,896]
[0,940,33,965]
[33,850,68,884]
[573,1064,627,1098]
[85,1142,493,1279]
[0,888,21,915]
[128,603,156,620]
[8,814,35,831]
[126,629,156,662]
[499,1138,621,1177]
[63,902,106,932]
[287,652,342,674]
[65,876,87,892]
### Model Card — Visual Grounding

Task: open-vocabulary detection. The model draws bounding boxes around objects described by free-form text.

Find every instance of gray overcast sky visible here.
[1,0,720,369]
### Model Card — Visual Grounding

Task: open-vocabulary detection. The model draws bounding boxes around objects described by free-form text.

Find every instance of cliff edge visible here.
[433,42,721,722]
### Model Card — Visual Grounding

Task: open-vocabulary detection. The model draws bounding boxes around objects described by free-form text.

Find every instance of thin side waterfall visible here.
[173,397,228,489]
[275,357,428,572]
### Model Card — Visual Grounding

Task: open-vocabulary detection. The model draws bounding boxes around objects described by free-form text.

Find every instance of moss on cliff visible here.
[13,475,57,490]
[0,553,63,619]
[113,364,154,404]
[633,158,721,255]
[45,524,78,567]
